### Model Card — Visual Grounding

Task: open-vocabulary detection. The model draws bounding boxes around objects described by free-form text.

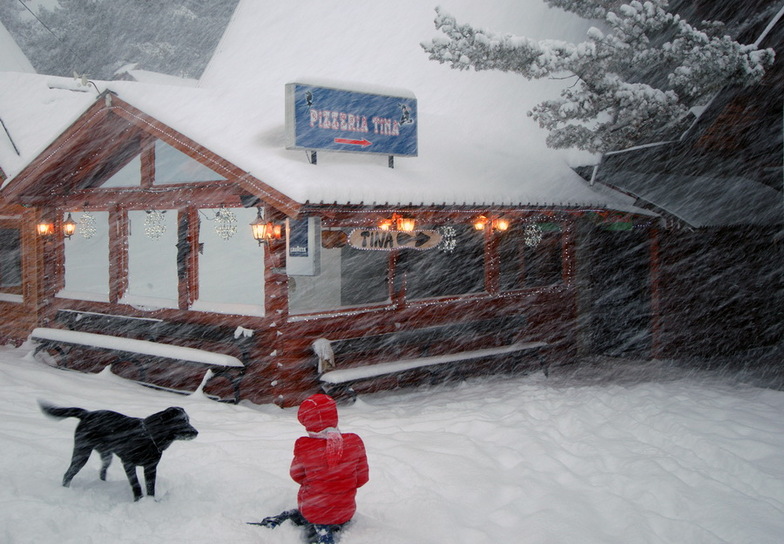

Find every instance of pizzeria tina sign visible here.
[285,82,418,157]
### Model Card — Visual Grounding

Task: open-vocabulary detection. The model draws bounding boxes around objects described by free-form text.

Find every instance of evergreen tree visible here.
[422,0,775,153]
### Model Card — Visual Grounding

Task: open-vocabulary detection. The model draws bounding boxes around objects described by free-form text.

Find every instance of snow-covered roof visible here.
[0,74,95,179]
[1,1,644,214]
[597,167,782,227]
[0,21,34,74]
[113,63,197,87]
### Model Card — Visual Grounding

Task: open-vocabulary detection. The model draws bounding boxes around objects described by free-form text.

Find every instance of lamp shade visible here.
[63,213,77,239]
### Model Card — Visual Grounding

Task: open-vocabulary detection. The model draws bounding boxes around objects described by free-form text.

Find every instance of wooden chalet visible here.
[592,2,784,360]
[0,1,659,406]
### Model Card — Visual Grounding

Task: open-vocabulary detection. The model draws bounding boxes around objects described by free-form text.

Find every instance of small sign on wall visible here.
[286,217,321,275]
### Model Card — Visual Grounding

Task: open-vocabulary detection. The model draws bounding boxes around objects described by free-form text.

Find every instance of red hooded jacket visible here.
[290,394,369,525]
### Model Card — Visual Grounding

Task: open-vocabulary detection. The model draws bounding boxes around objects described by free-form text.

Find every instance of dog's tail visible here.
[38,401,88,420]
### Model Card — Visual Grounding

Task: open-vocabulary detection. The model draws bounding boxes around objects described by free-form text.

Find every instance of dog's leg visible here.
[63,445,92,487]
[121,461,144,501]
[99,451,112,481]
[143,463,158,498]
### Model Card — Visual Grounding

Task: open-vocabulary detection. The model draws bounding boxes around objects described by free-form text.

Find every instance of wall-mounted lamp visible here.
[36,221,54,236]
[378,213,416,232]
[250,207,282,245]
[62,213,77,239]
[473,215,510,232]
[492,217,510,232]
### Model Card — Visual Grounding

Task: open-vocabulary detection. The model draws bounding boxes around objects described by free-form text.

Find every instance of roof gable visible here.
[3,92,299,215]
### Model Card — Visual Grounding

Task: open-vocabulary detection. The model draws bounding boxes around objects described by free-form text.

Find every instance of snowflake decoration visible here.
[523,223,543,247]
[214,207,238,240]
[78,212,97,239]
[437,226,457,253]
[144,210,167,240]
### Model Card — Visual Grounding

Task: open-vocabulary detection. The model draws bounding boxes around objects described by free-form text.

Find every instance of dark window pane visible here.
[340,246,389,306]
[499,223,563,290]
[525,232,562,286]
[404,225,485,299]
[0,228,21,288]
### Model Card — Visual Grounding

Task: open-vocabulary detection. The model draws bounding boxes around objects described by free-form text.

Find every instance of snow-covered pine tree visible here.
[421,0,775,153]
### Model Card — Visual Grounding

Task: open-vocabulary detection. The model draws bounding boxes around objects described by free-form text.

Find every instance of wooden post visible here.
[485,225,500,294]
[108,205,129,304]
[649,225,662,359]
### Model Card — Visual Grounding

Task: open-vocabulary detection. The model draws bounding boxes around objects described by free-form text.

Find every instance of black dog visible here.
[39,402,198,501]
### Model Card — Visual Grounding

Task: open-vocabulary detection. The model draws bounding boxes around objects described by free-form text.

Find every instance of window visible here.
[402,224,485,299]
[155,141,226,184]
[100,140,227,188]
[61,211,110,301]
[193,207,265,316]
[289,229,389,313]
[0,227,21,294]
[499,222,563,290]
[101,155,141,188]
[123,209,179,308]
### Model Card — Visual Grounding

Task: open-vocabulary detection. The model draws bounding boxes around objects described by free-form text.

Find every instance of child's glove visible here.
[259,515,283,528]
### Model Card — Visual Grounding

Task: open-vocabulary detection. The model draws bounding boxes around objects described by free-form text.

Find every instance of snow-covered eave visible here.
[0,77,101,188]
[1,95,107,197]
[594,168,783,228]
[300,199,658,218]
[592,177,687,226]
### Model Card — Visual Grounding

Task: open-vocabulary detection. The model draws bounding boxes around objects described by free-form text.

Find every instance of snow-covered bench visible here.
[34,309,257,402]
[31,327,244,367]
[31,326,246,400]
[313,314,549,400]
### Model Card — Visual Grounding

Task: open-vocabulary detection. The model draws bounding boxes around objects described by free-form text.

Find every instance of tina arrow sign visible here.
[348,229,442,251]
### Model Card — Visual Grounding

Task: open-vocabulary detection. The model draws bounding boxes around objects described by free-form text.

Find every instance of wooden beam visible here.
[37,183,245,210]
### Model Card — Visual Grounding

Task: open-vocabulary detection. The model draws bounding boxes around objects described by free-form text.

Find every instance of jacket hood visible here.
[297,394,339,433]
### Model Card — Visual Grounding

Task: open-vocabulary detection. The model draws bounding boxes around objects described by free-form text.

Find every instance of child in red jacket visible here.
[259,394,369,544]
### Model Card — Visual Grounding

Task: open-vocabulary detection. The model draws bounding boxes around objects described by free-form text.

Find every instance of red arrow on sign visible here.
[334,138,372,147]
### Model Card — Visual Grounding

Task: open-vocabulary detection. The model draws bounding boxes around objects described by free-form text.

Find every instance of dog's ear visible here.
[153,407,190,425]
[164,407,187,420]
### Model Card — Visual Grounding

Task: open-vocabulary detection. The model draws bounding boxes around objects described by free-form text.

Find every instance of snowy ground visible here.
[1,342,783,544]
